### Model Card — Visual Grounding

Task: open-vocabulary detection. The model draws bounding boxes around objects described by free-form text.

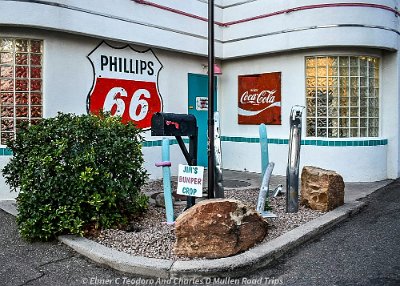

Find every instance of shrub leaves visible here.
[2,113,149,241]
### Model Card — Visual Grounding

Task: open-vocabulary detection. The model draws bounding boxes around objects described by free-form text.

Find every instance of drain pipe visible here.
[286,106,305,213]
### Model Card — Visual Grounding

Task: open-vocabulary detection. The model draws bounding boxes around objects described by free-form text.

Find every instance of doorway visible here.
[187,73,217,167]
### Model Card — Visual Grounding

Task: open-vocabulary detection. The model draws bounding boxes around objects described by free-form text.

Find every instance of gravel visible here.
[89,180,324,260]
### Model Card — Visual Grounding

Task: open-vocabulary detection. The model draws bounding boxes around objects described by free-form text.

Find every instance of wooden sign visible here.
[238,72,281,125]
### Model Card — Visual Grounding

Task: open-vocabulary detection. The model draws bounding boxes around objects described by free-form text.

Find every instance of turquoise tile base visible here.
[0,148,13,156]
[221,137,388,147]
[140,137,388,148]
[142,138,189,148]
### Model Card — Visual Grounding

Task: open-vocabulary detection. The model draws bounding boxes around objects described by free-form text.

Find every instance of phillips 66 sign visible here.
[87,41,163,129]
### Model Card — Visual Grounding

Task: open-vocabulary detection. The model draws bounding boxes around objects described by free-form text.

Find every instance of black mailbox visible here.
[151,112,198,209]
[151,112,197,137]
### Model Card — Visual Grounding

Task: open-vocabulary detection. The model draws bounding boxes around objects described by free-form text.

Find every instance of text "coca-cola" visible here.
[240,89,277,105]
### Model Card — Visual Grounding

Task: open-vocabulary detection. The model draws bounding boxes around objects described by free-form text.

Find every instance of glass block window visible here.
[0,38,43,145]
[305,56,379,138]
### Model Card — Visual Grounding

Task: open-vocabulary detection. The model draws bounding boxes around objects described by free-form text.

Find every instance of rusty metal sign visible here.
[238,72,281,125]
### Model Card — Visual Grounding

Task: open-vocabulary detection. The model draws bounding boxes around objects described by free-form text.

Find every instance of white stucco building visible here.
[0,0,399,198]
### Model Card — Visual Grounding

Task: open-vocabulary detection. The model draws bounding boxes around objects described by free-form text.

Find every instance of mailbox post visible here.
[151,112,198,208]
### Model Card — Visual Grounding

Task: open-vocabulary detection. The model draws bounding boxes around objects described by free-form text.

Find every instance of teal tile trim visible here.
[141,138,190,148]
[217,137,388,147]
[0,148,13,155]
[139,137,388,149]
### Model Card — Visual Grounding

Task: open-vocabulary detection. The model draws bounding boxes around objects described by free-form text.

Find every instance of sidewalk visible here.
[0,170,392,279]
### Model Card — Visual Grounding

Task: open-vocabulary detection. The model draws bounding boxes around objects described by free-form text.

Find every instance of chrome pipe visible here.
[286,105,304,213]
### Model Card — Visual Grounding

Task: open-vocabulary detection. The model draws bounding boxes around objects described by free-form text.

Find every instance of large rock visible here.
[301,166,345,212]
[173,199,268,258]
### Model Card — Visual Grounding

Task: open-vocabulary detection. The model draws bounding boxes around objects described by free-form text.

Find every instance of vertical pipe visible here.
[214,111,224,198]
[208,0,215,199]
[161,138,174,223]
[259,123,269,178]
[286,106,304,213]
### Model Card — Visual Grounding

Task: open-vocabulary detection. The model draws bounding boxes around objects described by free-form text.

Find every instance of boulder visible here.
[301,166,345,212]
[173,199,268,258]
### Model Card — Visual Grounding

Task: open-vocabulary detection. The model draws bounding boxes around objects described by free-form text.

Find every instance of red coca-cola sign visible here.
[238,72,281,125]
[87,41,163,129]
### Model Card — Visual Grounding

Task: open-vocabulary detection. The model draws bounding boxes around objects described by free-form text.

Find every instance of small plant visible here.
[264,200,272,212]
[2,113,148,241]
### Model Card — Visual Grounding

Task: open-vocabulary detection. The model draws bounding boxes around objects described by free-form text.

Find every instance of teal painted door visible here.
[188,74,217,167]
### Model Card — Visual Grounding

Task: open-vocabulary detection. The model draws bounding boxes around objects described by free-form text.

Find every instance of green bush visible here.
[2,113,149,241]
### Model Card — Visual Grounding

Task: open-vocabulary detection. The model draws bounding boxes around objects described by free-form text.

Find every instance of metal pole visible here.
[259,123,269,178]
[187,131,198,208]
[160,138,174,223]
[256,162,275,216]
[208,0,215,199]
[286,105,304,213]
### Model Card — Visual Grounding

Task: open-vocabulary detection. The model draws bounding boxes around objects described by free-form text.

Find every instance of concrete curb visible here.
[59,201,365,278]
[0,199,18,216]
[58,235,173,278]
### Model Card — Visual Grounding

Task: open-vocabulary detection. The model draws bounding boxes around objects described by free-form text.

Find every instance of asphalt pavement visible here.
[0,208,135,286]
[243,179,400,286]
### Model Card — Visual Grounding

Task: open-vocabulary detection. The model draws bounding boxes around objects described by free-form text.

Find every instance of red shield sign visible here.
[238,72,281,125]
[87,41,163,129]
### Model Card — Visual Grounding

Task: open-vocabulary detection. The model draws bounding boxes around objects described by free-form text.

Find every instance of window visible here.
[0,38,43,145]
[305,56,379,138]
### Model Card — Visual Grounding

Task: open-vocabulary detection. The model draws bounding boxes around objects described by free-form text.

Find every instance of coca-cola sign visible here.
[238,72,281,125]
[87,41,163,129]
